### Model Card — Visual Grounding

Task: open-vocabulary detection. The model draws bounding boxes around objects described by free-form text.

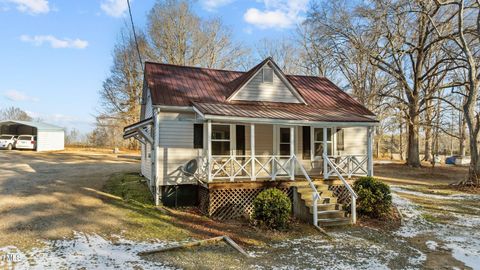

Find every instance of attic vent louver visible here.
[263,67,273,83]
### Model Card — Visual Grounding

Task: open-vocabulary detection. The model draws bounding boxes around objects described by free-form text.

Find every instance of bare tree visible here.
[147,0,248,70]
[97,26,151,149]
[296,23,337,77]
[0,106,32,121]
[256,37,303,74]
[358,0,456,167]
[430,0,480,186]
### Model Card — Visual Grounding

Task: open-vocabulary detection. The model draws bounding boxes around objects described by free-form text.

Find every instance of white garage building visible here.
[0,120,65,151]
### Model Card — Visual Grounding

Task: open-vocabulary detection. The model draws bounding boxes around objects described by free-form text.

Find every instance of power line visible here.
[127,0,144,72]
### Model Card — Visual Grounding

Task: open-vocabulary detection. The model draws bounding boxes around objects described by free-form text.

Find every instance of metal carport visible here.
[0,120,65,151]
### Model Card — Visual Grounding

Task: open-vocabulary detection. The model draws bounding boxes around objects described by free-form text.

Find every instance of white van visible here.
[15,135,37,150]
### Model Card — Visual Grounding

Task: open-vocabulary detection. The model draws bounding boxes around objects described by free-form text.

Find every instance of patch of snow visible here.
[267,232,418,269]
[392,193,431,237]
[445,236,480,269]
[393,186,480,269]
[407,247,427,266]
[1,232,173,269]
[426,240,438,251]
[391,186,480,201]
[450,213,480,228]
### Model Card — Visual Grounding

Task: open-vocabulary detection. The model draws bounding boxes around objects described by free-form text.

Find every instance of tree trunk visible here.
[399,121,404,160]
[423,126,432,161]
[390,133,394,160]
[407,106,421,167]
[467,132,480,186]
[459,115,466,156]
[423,99,432,161]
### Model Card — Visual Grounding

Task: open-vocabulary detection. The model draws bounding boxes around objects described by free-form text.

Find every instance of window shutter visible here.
[193,124,203,149]
[337,128,344,151]
[236,125,246,155]
[302,126,311,160]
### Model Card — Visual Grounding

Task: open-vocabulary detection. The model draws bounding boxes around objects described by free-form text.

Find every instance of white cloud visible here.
[3,90,39,102]
[243,0,308,29]
[201,0,234,11]
[20,35,89,49]
[5,0,49,14]
[100,0,128,17]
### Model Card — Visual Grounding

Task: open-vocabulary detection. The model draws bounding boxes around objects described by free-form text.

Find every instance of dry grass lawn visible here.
[374,160,469,186]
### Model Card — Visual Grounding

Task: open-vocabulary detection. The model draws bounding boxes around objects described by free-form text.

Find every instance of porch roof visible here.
[192,101,377,124]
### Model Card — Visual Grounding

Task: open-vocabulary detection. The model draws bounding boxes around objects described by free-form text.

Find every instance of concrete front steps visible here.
[292,181,351,227]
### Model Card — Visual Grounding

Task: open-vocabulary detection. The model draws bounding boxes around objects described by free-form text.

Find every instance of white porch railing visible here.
[207,155,295,181]
[324,154,368,179]
[323,154,358,224]
[291,155,322,227]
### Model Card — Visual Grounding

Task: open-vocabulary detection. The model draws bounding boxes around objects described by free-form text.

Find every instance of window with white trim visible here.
[211,124,230,155]
[314,128,333,156]
[262,67,273,83]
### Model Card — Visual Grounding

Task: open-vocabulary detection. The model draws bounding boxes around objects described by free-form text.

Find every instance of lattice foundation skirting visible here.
[329,185,352,205]
[199,184,293,220]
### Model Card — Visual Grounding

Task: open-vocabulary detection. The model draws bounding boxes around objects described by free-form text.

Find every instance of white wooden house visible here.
[124,58,377,227]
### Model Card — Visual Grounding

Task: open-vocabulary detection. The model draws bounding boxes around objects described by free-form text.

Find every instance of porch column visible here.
[230,124,236,182]
[153,108,160,206]
[323,127,329,179]
[207,120,212,182]
[367,126,374,176]
[272,124,277,180]
[250,124,256,181]
[290,126,295,180]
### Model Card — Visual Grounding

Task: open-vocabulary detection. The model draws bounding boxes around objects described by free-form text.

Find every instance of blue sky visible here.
[0,0,308,133]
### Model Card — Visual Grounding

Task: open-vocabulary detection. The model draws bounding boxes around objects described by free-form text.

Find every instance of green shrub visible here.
[252,188,291,229]
[353,176,392,218]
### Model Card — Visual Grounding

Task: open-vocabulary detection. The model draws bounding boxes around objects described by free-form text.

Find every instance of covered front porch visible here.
[199,120,375,183]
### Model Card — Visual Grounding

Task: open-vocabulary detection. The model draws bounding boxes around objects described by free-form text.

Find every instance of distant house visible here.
[124,58,377,227]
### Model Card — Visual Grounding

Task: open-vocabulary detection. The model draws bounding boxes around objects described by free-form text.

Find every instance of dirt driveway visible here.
[0,150,139,249]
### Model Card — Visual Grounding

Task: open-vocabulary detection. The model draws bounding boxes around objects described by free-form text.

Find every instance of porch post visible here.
[251,124,256,181]
[290,126,295,180]
[323,127,328,179]
[230,124,236,182]
[207,120,212,182]
[367,126,374,176]
[153,108,160,206]
[272,124,277,180]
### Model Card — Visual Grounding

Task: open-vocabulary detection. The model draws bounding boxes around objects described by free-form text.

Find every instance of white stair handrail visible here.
[292,155,321,226]
[323,153,358,224]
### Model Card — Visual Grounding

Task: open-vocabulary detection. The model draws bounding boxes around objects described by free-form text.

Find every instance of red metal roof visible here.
[145,60,376,122]
[193,102,375,122]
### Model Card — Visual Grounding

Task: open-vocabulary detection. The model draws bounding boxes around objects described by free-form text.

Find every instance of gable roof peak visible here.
[226,57,306,104]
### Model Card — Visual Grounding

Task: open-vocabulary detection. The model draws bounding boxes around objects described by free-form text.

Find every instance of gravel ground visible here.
[0,150,138,249]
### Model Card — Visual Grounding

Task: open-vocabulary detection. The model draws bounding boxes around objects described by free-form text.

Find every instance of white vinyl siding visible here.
[232,67,301,103]
[245,124,273,156]
[36,131,64,151]
[156,112,203,185]
[342,127,367,155]
[141,90,153,180]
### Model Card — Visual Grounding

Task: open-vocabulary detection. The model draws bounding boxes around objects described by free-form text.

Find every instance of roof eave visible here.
[195,112,379,127]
